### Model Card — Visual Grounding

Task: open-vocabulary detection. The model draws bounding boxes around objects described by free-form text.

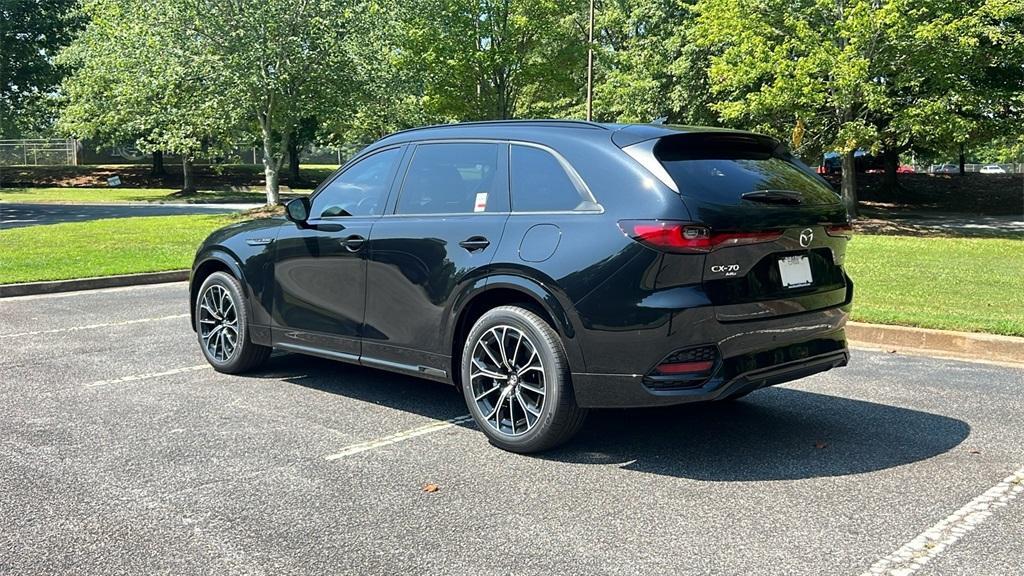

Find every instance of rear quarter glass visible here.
[653,133,841,206]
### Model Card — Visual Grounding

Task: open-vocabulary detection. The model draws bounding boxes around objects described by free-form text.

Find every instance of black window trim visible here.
[308,144,407,220]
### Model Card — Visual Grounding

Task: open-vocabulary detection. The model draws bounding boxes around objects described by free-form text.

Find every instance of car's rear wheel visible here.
[195,271,271,373]
[461,306,587,453]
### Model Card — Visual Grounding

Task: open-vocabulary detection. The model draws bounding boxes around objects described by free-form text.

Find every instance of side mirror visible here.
[285,197,310,226]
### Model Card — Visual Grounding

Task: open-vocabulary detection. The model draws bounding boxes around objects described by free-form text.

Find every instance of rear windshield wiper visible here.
[740,190,804,205]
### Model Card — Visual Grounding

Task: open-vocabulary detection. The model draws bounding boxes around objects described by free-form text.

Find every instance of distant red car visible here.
[864,165,915,174]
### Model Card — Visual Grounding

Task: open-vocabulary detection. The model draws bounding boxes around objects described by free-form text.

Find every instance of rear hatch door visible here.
[643,132,852,322]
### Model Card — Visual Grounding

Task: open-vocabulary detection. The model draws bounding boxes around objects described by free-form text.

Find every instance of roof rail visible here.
[386,119,610,138]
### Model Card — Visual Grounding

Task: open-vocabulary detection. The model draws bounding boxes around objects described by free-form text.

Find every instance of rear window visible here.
[654,134,840,206]
[510,144,596,212]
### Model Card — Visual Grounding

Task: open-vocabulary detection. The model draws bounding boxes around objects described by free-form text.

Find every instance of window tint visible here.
[654,134,840,206]
[397,143,500,215]
[510,145,589,212]
[311,147,401,218]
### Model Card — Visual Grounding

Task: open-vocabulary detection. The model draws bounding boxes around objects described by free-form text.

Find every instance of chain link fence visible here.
[0,139,79,166]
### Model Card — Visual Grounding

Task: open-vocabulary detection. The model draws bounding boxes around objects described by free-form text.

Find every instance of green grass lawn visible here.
[0,186,312,204]
[0,214,234,284]
[846,235,1024,336]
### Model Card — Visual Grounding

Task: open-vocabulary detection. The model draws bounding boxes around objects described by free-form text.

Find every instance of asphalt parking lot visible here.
[1,283,1022,575]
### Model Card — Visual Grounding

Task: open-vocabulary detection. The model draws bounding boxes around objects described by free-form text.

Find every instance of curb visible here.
[0,270,189,298]
[846,321,1024,366]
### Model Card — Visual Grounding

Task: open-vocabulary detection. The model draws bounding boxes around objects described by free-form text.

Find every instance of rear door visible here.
[361,141,510,378]
[640,133,852,321]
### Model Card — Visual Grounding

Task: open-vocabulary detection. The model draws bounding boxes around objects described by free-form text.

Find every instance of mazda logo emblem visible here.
[799,228,814,248]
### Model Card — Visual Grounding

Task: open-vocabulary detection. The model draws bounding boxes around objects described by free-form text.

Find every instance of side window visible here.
[510,145,592,212]
[311,147,401,218]
[396,143,500,215]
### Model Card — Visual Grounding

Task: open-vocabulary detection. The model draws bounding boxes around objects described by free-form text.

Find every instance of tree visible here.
[589,0,714,125]
[692,0,920,216]
[909,0,1024,175]
[321,0,439,153]
[0,0,81,137]
[165,0,354,204]
[692,0,1024,211]
[59,0,239,192]
[395,0,584,121]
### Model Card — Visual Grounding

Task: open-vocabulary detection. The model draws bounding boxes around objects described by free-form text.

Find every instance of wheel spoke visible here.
[471,370,506,382]
[519,382,545,396]
[485,387,511,421]
[471,357,507,379]
[516,389,540,417]
[516,350,537,375]
[509,394,516,434]
[478,338,504,370]
[496,327,511,369]
[517,359,543,376]
[217,288,228,317]
[474,384,501,401]
[200,302,220,320]
[509,331,524,369]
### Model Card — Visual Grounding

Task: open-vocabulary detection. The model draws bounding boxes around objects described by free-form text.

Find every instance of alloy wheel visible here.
[470,325,546,437]
[198,284,238,362]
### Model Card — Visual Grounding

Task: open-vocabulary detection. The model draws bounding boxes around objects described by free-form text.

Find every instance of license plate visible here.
[778,255,813,288]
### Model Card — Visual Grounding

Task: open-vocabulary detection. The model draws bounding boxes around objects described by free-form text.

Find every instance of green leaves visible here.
[1,0,82,137]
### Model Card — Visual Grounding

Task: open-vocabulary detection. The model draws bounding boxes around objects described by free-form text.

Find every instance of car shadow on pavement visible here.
[248,354,969,481]
[543,388,970,481]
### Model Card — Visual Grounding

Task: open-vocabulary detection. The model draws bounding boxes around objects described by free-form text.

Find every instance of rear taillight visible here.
[656,360,714,374]
[825,224,853,238]
[646,345,720,389]
[618,220,782,254]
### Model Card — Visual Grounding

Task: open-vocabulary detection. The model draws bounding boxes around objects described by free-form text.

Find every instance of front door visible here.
[362,141,510,376]
[271,146,405,358]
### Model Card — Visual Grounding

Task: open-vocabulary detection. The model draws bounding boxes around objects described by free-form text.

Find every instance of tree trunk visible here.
[958,143,966,175]
[151,150,165,176]
[882,147,899,193]
[262,128,280,206]
[288,136,301,184]
[841,150,858,218]
[182,155,196,193]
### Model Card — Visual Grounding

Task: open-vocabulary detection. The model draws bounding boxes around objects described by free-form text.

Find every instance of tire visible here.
[460,306,587,453]
[194,271,271,374]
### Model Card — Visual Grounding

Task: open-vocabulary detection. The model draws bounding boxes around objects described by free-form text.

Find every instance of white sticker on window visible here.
[474,192,488,212]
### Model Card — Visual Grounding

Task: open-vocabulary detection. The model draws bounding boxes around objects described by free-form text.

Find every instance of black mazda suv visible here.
[190,120,854,453]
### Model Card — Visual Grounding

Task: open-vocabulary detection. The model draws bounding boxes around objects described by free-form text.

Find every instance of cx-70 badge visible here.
[711,264,741,276]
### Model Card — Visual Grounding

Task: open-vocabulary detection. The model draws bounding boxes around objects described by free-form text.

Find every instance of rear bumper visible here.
[571,328,849,408]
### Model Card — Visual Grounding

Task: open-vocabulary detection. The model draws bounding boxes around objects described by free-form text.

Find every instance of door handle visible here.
[341,234,366,252]
[459,236,490,252]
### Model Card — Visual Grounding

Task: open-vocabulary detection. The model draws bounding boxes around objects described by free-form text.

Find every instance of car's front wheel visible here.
[461,306,587,453]
[195,271,271,373]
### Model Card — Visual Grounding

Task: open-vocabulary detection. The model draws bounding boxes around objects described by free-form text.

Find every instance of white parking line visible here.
[323,414,475,461]
[84,364,210,388]
[0,314,190,339]
[860,465,1024,575]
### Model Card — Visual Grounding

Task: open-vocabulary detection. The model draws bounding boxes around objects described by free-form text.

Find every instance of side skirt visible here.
[274,341,450,384]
